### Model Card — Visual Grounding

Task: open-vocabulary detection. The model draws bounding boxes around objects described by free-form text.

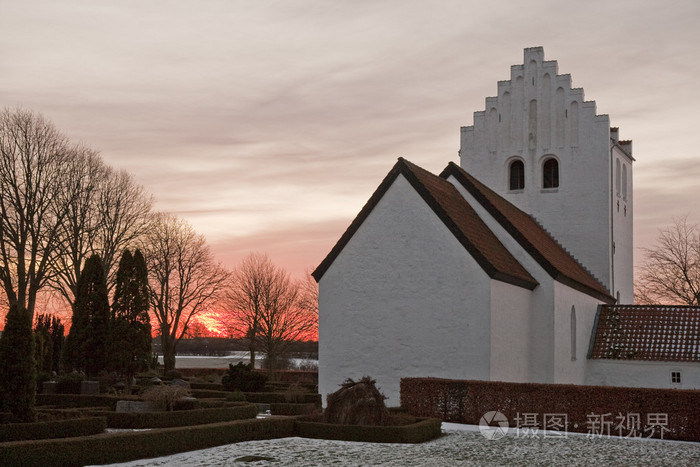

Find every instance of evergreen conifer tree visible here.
[110,249,151,384]
[0,305,36,422]
[64,254,110,377]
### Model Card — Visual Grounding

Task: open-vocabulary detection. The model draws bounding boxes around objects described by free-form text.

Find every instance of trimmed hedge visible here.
[270,403,318,416]
[0,417,106,442]
[401,377,700,441]
[296,417,441,443]
[36,394,138,410]
[190,389,230,399]
[190,382,224,391]
[243,392,321,405]
[0,417,295,467]
[86,403,258,429]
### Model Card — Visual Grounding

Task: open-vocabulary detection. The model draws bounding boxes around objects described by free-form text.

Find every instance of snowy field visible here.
[96,423,700,466]
[159,354,316,370]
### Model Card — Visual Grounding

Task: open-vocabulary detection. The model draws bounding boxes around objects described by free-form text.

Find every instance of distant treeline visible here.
[152,337,318,358]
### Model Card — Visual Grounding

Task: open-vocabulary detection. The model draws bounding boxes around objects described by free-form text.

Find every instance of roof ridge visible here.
[441,162,613,303]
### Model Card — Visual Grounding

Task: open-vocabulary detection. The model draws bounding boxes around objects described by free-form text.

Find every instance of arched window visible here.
[570,306,577,361]
[509,160,525,190]
[543,158,559,189]
[615,159,621,196]
[622,164,628,200]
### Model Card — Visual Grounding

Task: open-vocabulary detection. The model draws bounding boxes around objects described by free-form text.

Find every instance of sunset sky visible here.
[2,1,699,279]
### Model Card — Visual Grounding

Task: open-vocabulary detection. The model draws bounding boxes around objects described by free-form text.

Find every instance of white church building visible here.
[313,47,700,406]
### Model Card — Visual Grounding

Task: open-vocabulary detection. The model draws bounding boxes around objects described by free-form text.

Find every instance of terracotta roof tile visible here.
[590,305,700,362]
[441,162,614,303]
[313,158,538,289]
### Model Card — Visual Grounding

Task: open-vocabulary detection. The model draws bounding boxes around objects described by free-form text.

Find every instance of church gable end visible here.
[313,158,537,290]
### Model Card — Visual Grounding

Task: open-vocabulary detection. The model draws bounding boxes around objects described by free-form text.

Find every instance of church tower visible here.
[459,47,633,303]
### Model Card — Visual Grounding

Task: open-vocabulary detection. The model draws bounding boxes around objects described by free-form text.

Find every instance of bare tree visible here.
[95,168,153,293]
[49,147,106,306]
[0,108,78,319]
[636,216,700,305]
[218,253,317,373]
[50,157,152,307]
[142,213,229,372]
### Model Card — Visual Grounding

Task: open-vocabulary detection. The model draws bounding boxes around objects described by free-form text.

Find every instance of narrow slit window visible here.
[509,160,525,190]
[543,158,559,189]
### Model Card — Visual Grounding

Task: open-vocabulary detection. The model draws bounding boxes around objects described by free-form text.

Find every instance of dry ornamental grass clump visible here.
[324,376,390,426]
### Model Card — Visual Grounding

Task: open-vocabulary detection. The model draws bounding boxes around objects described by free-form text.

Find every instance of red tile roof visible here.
[312,158,538,289]
[441,162,614,303]
[590,305,700,362]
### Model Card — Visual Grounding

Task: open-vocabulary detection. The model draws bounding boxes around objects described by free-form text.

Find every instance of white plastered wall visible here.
[611,145,634,303]
[447,174,556,383]
[317,175,492,407]
[551,282,602,384]
[489,280,532,382]
[586,360,700,390]
[459,47,619,296]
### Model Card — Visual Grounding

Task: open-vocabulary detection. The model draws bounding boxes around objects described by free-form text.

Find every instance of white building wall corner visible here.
[448,174,556,383]
[317,175,492,407]
[489,281,532,382]
[551,282,601,385]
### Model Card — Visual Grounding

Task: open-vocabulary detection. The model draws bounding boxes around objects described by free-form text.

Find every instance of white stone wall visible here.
[448,174,556,383]
[586,359,700,390]
[551,282,602,385]
[459,47,632,299]
[318,175,493,407]
[489,280,532,382]
[612,145,634,303]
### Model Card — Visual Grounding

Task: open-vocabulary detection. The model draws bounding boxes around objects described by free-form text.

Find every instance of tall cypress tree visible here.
[64,254,110,377]
[0,305,36,422]
[110,249,151,384]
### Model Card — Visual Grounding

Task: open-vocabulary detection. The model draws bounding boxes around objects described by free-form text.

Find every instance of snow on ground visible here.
[95,423,700,466]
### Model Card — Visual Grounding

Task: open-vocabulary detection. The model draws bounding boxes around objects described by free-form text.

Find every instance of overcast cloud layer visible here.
[2,0,699,278]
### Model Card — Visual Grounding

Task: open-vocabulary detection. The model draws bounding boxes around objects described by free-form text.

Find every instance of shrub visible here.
[36,393,137,410]
[55,372,86,394]
[0,417,296,467]
[222,363,267,392]
[226,390,246,402]
[0,305,37,422]
[87,404,259,429]
[401,377,700,442]
[141,385,190,411]
[325,376,389,426]
[163,369,183,380]
[0,417,106,442]
[295,416,441,443]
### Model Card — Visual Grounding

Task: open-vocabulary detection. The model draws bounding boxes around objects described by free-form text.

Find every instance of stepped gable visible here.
[590,305,700,362]
[441,162,614,303]
[313,158,538,290]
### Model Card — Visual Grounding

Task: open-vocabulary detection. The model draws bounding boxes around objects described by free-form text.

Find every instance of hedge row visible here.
[36,394,138,410]
[296,417,441,443]
[190,382,224,391]
[270,403,318,416]
[0,417,295,467]
[401,378,700,441]
[190,389,230,399]
[243,392,321,405]
[86,403,258,429]
[0,417,107,442]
